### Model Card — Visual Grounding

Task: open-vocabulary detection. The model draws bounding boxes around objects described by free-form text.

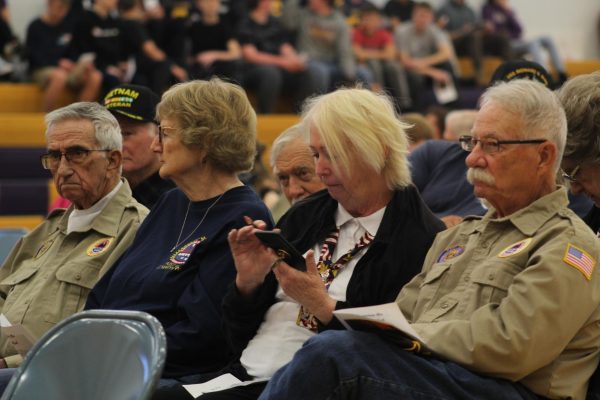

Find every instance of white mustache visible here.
[466,168,495,185]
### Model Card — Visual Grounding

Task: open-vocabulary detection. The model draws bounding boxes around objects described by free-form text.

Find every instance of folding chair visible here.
[1,309,166,400]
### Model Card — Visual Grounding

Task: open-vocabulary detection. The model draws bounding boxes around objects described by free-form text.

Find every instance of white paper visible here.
[183,374,241,397]
[333,302,426,343]
[0,314,12,327]
[433,80,458,104]
[183,374,270,397]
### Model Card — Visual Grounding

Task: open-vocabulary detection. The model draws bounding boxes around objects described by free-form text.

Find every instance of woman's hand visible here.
[274,250,337,325]
[228,217,278,297]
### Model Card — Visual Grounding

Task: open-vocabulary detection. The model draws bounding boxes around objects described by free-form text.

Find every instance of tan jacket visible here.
[397,187,600,400]
[0,180,148,367]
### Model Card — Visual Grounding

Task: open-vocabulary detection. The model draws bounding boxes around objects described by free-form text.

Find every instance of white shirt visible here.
[240,204,386,379]
[67,181,123,234]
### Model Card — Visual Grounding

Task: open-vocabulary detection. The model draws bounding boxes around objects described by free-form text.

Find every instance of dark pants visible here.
[453,30,511,75]
[258,330,539,400]
[407,61,457,112]
[240,63,327,114]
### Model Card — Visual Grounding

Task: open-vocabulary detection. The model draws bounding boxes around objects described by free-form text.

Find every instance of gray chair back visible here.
[1,309,166,400]
[0,229,27,265]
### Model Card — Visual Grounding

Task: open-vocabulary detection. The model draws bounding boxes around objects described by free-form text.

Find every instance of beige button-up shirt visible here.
[0,180,148,367]
[397,187,600,399]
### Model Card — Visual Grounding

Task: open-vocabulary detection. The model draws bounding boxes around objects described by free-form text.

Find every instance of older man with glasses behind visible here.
[104,83,175,209]
[557,71,600,238]
[259,79,600,400]
[0,102,148,370]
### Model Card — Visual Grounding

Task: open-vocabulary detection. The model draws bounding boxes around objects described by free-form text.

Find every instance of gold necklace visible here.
[170,192,226,252]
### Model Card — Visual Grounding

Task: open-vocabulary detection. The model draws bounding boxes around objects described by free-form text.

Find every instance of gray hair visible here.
[557,71,600,164]
[444,109,478,140]
[45,102,122,151]
[269,124,308,168]
[480,80,566,172]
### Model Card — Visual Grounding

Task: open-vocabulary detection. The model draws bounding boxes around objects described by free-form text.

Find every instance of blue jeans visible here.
[258,331,539,400]
[511,36,566,74]
[0,368,16,396]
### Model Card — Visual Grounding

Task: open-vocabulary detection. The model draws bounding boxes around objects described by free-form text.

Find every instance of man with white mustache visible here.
[258,79,600,400]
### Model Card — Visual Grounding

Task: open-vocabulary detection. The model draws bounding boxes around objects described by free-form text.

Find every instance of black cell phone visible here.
[254,230,306,271]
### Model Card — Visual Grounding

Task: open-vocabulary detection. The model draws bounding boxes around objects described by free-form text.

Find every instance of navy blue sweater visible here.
[86,186,273,378]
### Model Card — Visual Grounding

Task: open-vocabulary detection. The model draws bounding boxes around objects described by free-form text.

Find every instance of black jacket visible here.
[222,186,445,364]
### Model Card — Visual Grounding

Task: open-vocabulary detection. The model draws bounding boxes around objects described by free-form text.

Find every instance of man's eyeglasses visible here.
[40,148,110,170]
[459,135,547,154]
[158,125,176,144]
[561,164,581,183]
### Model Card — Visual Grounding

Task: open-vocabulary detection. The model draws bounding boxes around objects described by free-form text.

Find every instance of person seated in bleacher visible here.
[85,78,273,386]
[26,0,103,111]
[67,0,133,93]
[436,0,510,86]
[258,79,600,400]
[0,102,148,369]
[187,0,242,82]
[0,0,20,78]
[268,123,327,220]
[151,86,444,400]
[382,0,415,30]
[409,108,484,228]
[103,83,175,209]
[236,0,328,114]
[394,1,457,112]
[280,0,372,92]
[482,0,568,86]
[352,2,412,110]
[118,0,188,95]
[558,71,600,237]
[238,0,327,114]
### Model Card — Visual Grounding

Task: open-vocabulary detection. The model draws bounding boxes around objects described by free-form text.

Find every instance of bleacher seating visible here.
[1,57,599,225]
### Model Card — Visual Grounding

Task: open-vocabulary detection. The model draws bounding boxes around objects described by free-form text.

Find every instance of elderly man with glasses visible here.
[557,71,600,237]
[258,79,600,400]
[0,102,148,369]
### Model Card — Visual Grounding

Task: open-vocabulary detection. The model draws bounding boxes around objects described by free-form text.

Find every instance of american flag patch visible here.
[563,244,596,280]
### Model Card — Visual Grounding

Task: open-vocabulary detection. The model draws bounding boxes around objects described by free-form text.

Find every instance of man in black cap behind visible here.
[489,59,555,89]
[104,83,174,209]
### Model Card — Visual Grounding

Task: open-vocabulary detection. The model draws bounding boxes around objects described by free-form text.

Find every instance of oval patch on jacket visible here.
[498,238,531,258]
[436,245,465,263]
[86,237,114,257]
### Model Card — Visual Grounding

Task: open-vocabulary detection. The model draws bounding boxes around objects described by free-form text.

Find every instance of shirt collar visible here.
[477,186,569,236]
[60,179,132,236]
[335,203,386,237]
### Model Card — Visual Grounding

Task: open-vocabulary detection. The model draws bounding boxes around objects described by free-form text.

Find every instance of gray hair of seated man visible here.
[45,101,123,151]
[480,79,566,172]
[269,124,307,168]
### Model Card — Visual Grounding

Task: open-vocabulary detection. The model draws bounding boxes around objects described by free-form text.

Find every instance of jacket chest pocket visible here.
[43,261,103,324]
[0,266,39,303]
[417,262,453,308]
[469,263,518,306]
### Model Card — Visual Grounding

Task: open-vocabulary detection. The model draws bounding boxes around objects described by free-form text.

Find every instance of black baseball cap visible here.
[104,84,160,123]
[489,60,555,89]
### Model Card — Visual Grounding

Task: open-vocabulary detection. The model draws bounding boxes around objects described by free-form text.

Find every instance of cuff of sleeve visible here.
[4,354,22,368]
[316,300,343,332]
